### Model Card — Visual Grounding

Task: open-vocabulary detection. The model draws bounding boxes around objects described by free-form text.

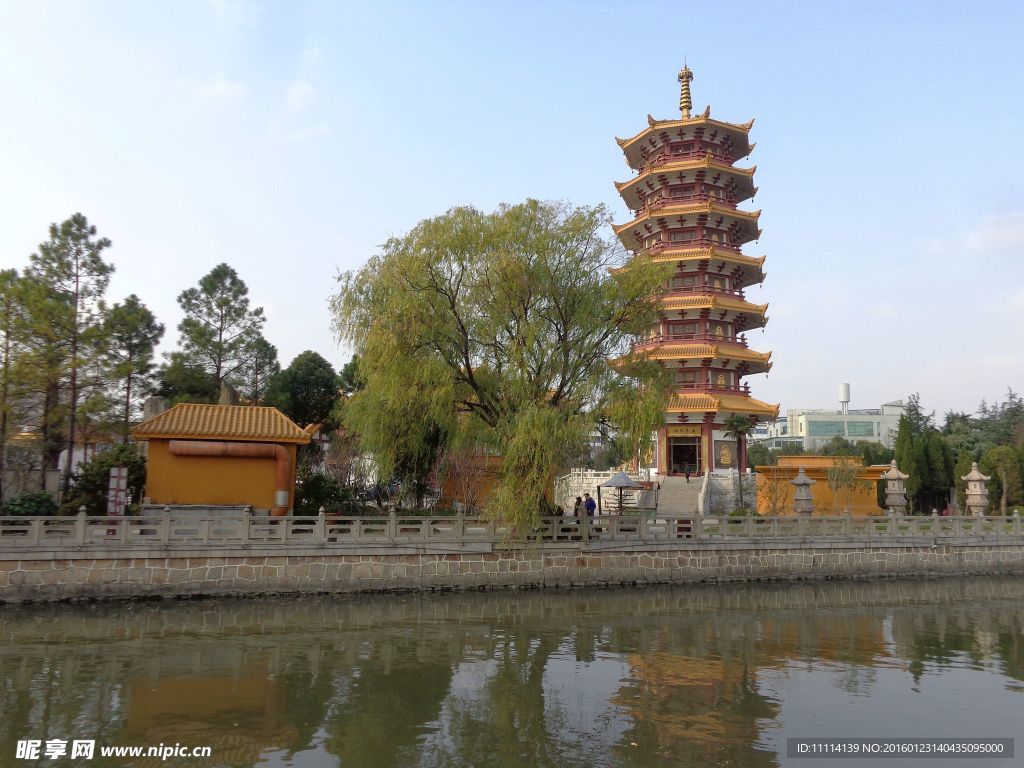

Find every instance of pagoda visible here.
[613,66,778,476]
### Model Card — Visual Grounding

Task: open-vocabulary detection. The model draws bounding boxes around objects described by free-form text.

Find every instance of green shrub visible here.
[66,445,147,515]
[294,474,352,516]
[2,491,58,517]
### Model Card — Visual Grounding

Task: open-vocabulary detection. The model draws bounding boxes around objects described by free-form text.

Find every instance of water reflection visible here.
[1,578,1023,767]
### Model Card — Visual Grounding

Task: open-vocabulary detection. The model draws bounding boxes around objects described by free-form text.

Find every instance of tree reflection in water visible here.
[1,578,1024,767]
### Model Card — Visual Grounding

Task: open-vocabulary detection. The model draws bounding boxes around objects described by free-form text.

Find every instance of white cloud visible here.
[286,81,315,112]
[189,72,247,103]
[286,121,330,142]
[207,0,260,25]
[985,286,1024,316]
[964,211,1024,252]
[921,210,1024,259]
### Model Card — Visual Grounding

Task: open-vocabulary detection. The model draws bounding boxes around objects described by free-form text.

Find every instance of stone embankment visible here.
[1,512,1023,602]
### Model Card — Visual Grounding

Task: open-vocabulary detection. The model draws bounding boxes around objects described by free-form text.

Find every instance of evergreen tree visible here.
[265,351,338,426]
[154,352,219,405]
[924,430,953,510]
[11,274,69,488]
[0,270,20,499]
[903,392,935,434]
[953,449,975,513]
[237,335,279,404]
[175,263,265,387]
[104,295,164,437]
[981,445,1022,515]
[26,214,114,497]
[338,354,364,396]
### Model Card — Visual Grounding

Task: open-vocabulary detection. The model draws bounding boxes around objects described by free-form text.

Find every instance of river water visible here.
[1,578,1022,768]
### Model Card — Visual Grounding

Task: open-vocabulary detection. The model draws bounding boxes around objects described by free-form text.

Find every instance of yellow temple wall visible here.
[143,439,298,510]
[755,456,885,516]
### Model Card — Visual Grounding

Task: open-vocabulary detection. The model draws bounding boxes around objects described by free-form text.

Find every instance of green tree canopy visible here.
[981,445,1022,516]
[237,335,280,405]
[265,350,338,427]
[176,263,265,386]
[154,352,219,405]
[331,199,669,528]
[104,294,164,436]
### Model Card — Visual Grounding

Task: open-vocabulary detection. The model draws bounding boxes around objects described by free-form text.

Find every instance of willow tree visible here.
[332,200,669,529]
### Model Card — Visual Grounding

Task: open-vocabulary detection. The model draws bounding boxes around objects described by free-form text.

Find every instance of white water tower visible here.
[839,383,850,415]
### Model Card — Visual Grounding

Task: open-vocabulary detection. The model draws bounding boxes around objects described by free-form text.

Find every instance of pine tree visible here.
[237,335,279,405]
[26,214,114,497]
[104,295,165,437]
[0,269,20,500]
[176,263,265,387]
[953,449,975,513]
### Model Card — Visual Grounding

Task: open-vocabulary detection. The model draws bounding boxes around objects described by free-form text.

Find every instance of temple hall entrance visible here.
[669,437,700,475]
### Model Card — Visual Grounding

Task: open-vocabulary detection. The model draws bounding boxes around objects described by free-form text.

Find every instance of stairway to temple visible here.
[656,475,702,515]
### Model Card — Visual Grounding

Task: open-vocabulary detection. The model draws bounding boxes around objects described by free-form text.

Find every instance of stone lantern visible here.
[790,466,816,515]
[880,460,909,515]
[961,462,991,517]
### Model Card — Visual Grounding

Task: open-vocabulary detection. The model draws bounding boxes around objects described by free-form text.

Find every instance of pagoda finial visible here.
[678,61,694,119]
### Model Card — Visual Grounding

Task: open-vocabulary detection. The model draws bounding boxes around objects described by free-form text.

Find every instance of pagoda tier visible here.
[615,113,755,171]
[613,66,778,477]
[614,200,762,250]
[616,245,767,287]
[615,156,758,209]
[657,291,769,324]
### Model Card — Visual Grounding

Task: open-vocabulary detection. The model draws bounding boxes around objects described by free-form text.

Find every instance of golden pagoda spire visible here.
[678,61,694,118]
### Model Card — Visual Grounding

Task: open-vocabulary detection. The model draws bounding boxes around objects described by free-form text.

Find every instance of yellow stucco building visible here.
[132,403,311,515]
[755,456,886,516]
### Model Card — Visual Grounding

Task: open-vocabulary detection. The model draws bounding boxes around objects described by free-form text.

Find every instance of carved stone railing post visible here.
[388,510,397,543]
[580,514,591,542]
[316,508,327,543]
[75,508,88,546]
[1013,510,1021,536]
[455,511,465,544]
[691,515,703,540]
[161,507,172,545]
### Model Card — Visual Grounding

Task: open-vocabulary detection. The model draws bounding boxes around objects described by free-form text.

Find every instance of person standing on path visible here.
[584,493,596,516]
[573,496,583,517]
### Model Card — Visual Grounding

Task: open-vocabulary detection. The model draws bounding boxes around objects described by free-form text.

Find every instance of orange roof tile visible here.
[131,404,311,444]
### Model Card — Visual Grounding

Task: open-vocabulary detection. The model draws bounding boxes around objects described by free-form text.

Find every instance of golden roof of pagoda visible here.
[649,245,764,265]
[612,246,765,272]
[614,156,756,198]
[668,392,779,417]
[657,294,768,316]
[616,113,754,149]
[641,343,771,364]
[613,200,761,236]
[615,111,755,168]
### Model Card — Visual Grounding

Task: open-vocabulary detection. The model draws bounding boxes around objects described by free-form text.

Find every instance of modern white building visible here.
[753,386,905,451]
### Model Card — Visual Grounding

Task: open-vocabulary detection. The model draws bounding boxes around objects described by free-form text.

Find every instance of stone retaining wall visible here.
[3,538,1024,602]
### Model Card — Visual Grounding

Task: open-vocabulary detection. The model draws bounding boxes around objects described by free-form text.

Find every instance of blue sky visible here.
[1,0,1022,417]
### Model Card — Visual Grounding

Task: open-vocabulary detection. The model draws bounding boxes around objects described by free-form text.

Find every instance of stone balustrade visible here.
[0,510,1021,552]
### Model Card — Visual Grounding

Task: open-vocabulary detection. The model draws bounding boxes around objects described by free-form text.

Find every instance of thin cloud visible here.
[922,210,1024,258]
[188,72,247,103]
[964,211,1024,252]
[286,81,315,112]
